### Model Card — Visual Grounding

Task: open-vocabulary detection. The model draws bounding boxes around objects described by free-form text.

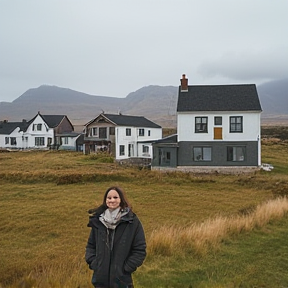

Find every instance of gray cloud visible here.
[0,0,287,101]
[198,47,288,83]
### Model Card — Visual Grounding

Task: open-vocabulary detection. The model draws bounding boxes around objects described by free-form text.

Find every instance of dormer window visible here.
[33,123,42,131]
[195,117,208,133]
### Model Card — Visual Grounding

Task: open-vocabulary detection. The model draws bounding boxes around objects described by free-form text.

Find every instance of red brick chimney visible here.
[180,74,188,92]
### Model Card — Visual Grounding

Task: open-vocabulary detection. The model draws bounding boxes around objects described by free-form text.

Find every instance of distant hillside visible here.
[257,78,288,125]
[0,85,178,127]
[121,85,178,127]
[0,79,287,127]
[257,79,288,115]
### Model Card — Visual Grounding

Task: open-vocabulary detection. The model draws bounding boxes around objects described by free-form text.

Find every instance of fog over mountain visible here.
[0,79,287,127]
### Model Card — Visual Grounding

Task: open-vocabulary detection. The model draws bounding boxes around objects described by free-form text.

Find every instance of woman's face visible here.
[106,189,121,210]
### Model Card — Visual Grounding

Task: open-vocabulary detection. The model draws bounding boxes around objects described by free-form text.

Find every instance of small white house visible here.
[84,113,162,160]
[0,113,81,151]
[0,120,28,149]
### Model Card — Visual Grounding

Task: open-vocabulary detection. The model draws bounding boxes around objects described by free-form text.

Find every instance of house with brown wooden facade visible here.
[84,113,162,161]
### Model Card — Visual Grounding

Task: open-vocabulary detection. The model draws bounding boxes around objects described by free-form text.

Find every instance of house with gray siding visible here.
[152,74,262,172]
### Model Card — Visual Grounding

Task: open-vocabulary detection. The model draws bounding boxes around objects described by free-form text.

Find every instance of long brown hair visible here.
[89,186,132,215]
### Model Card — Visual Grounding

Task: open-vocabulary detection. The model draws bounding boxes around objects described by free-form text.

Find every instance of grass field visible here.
[0,138,288,288]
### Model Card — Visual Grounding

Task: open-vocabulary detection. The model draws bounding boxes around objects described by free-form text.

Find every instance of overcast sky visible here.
[1,0,287,102]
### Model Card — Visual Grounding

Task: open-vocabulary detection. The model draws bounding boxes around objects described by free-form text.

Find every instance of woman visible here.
[85,186,146,288]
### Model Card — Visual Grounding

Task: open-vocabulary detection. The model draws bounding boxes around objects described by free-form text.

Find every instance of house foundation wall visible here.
[151,166,259,174]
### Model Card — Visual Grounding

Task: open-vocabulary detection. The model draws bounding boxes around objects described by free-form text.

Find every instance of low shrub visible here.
[88,152,114,163]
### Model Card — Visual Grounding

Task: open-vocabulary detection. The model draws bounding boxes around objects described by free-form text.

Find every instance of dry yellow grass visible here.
[148,197,288,256]
[0,139,288,287]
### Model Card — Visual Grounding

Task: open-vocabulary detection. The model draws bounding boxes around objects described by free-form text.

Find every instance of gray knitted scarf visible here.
[99,207,129,230]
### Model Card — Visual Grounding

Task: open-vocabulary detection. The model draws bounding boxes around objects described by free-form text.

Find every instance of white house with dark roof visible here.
[84,113,162,160]
[0,120,29,149]
[0,112,82,150]
[152,74,262,172]
[26,113,76,149]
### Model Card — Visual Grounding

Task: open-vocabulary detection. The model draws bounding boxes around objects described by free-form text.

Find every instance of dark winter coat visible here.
[85,208,146,288]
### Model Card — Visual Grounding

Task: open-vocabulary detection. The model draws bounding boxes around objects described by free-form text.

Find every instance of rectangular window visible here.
[5,137,9,144]
[148,130,151,136]
[126,128,131,136]
[99,127,107,138]
[109,127,115,135]
[142,145,149,153]
[64,137,68,144]
[230,116,243,133]
[10,137,17,145]
[92,127,98,136]
[227,146,246,161]
[214,116,222,125]
[48,138,52,145]
[33,123,42,131]
[128,144,133,157]
[195,117,208,133]
[193,147,212,161]
[119,145,125,156]
[166,152,171,160]
[159,149,171,165]
[139,129,144,136]
[35,137,45,146]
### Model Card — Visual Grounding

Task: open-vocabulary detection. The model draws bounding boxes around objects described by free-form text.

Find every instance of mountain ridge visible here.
[1,79,287,127]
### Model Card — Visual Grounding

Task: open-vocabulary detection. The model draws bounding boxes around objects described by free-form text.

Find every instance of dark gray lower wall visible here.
[152,146,178,167]
[178,141,259,166]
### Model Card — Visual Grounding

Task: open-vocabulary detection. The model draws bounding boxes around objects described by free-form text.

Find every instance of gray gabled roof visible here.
[177,84,262,112]
[41,115,67,128]
[0,121,29,135]
[86,113,161,128]
[0,114,73,135]
[28,113,70,128]
[153,134,178,144]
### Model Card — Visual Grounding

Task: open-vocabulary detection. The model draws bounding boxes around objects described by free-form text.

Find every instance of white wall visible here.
[137,143,153,158]
[115,126,162,160]
[177,111,261,142]
[59,136,78,150]
[0,127,24,149]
